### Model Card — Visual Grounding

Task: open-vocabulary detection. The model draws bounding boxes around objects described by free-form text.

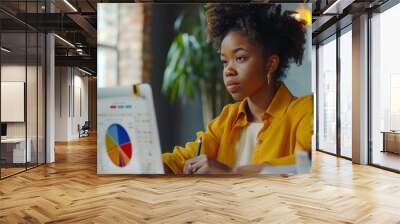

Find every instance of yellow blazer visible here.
[162,83,313,174]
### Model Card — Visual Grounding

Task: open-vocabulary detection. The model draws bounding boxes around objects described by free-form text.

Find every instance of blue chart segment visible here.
[105,124,133,167]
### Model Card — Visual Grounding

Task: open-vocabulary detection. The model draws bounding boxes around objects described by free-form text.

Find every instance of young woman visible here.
[162,3,313,175]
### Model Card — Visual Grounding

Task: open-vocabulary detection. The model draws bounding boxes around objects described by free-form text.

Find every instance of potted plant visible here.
[162,5,232,127]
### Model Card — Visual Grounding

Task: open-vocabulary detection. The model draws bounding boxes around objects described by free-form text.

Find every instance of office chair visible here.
[79,121,90,138]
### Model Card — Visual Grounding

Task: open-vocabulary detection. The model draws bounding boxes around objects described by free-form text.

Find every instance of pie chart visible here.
[105,124,133,167]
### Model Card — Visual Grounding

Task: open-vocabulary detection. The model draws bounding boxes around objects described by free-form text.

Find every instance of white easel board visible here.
[97,84,164,174]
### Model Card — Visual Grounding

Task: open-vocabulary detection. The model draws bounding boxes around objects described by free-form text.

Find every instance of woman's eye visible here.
[236,56,246,63]
[221,60,228,66]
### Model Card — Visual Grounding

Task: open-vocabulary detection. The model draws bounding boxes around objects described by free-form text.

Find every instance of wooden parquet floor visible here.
[1,134,400,224]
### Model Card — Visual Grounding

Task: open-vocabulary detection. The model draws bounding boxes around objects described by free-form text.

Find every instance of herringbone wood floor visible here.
[1,134,400,224]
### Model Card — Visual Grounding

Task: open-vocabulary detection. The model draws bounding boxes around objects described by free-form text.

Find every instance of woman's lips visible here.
[226,83,241,93]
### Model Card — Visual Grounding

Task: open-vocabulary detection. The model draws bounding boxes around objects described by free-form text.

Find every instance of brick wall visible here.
[118,3,144,85]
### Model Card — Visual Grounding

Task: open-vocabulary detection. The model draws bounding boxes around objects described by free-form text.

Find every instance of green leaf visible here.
[174,13,185,32]
[162,6,227,108]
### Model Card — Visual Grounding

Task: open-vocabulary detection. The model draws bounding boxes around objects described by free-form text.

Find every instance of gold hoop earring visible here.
[266,73,272,85]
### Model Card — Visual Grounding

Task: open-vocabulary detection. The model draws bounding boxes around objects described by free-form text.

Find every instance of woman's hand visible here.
[183,155,232,175]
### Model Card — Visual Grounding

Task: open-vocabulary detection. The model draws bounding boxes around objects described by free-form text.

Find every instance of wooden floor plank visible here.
[0,135,399,223]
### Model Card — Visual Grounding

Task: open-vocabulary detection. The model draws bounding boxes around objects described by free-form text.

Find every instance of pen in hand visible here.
[189,137,202,174]
[195,137,202,158]
[184,137,203,175]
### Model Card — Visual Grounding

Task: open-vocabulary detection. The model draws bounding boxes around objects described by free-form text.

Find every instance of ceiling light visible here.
[63,0,78,12]
[54,34,75,48]
[1,47,11,53]
[78,67,93,76]
[76,48,85,55]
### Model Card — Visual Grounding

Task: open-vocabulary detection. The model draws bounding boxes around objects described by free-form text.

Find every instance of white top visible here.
[235,122,264,167]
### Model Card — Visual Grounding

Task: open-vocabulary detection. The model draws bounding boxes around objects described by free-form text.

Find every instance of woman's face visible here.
[220,31,268,101]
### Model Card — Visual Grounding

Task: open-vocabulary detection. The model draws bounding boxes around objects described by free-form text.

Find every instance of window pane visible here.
[38,33,46,165]
[98,4,119,47]
[318,36,337,154]
[371,3,400,171]
[27,31,38,169]
[1,31,27,177]
[97,3,144,87]
[98,47,118,87]
[340,29,352,158]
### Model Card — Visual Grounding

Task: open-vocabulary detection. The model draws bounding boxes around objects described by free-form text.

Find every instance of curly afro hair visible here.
[205,3,306,80]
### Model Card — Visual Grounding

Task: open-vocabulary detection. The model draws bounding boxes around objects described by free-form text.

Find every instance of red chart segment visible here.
[120,143,132,158]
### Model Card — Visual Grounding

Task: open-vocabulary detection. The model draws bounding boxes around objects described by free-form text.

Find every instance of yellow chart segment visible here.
[106,134,120,166]
[106,134,118,150]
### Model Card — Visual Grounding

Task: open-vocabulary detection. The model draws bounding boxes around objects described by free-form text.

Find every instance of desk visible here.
[381,131,400,154]
[1,138,31,163]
